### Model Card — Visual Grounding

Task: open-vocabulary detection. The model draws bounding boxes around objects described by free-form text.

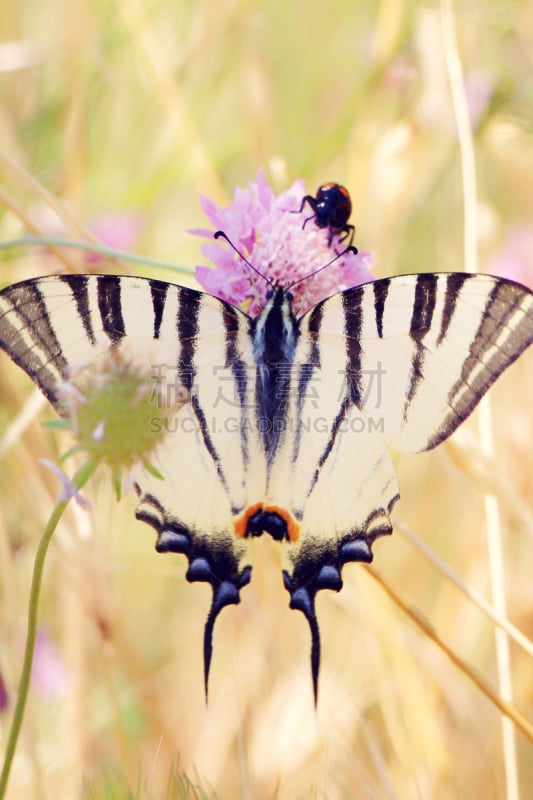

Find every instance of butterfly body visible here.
[251,287,299,458]
[0,271,532,699]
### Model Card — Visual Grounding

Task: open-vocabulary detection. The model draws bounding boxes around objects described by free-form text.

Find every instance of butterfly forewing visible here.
[306,273,533,453]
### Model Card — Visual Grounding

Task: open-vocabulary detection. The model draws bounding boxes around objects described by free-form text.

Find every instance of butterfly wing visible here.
[0,274,265,695]
[2,271,532,700]
[336,272,533,452]
[285,270,533,553]
[267,273,533,695]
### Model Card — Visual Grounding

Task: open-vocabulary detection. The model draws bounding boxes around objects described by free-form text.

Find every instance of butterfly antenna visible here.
[286,244,358,293]
[214,230,275,288]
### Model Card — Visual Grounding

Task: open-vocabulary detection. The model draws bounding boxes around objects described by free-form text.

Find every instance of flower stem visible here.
[0,460,97,800]
[0,235,195,277]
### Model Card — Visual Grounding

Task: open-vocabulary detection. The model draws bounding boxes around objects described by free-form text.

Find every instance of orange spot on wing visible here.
[264,505,300,542]
[233,504,300,542]
[233,503,262,538]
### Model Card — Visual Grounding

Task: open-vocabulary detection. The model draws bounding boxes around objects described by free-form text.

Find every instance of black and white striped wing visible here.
[0,274,264,690]
[311,273,533,453]
[266,274,533,692]
[281,272,533,545]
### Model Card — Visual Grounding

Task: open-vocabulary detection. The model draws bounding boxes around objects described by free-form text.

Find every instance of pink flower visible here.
[488,224,533,289]
[192,171,374,316]
[84,212,142,263]
[464,71,493,129]
[31,629,69,698]
[30,209,142,265]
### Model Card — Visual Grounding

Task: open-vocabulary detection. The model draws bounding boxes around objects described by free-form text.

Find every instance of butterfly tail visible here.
[201,579,245,704]
[287,584,322,704]
[283,534,381,702]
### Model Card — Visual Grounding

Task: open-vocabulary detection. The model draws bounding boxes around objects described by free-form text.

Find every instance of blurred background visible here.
[0,1,532,798]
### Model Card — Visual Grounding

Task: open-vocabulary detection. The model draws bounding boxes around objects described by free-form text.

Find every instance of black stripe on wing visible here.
[0,280,69,405]
[97,275,125,344]
[373,278,389,339]
[150,280,168,339]
[59,274,96,345]
[175,290,229,491]
[436,273,469,346]
[222,303,251,467]
[342,289,364,406]
[307,395,351,497]
[176,288,200,392]
[405,273,438,406]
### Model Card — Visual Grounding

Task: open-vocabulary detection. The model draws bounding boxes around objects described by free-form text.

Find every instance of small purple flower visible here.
[488,224,533,289]
[0,669,8,712]
[39,458,90,508]
[192,171,374,316]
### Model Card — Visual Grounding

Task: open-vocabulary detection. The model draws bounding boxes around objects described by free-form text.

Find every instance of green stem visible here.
[0,235,195,277]
[0,460,97,800]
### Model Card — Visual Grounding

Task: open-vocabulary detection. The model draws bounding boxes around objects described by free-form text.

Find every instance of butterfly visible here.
[0,265,532,701]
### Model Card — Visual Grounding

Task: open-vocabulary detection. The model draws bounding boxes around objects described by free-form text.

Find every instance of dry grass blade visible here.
[364,565,533,744]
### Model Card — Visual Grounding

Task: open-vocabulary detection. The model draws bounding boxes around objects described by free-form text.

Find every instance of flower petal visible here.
[39,458,91,509]
[194,171,374,316]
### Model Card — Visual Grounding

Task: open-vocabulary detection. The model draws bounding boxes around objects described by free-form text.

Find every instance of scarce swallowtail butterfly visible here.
[0,191,532,701]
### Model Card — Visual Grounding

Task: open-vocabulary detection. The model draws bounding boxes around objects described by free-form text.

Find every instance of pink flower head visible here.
[31,629,69,697]
[30,209,141,265]
[464,71,493,129]
[84,212,142,263]
[192,171,374,317]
